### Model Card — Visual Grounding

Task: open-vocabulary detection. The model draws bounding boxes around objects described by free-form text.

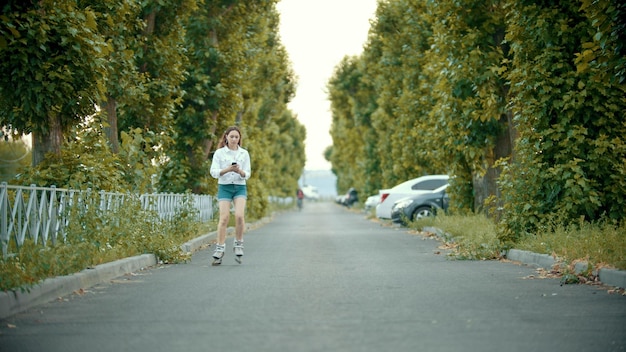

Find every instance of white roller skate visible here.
[212,244,225,266]
[233,239,244,264]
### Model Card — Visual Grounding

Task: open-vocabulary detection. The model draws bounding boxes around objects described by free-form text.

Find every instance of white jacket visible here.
[209,146,251,185]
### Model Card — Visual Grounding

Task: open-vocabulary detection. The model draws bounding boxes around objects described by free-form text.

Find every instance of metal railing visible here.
[0,183,213,257]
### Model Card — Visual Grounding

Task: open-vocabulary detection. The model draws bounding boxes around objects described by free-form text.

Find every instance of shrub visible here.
[0,191,205,292]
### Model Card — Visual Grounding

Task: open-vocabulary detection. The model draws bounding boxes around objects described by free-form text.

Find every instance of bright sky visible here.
[277,0,378,171]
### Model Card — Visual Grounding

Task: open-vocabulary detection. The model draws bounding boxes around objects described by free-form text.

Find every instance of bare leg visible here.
[217,200,232,245]
[233,197,246,241]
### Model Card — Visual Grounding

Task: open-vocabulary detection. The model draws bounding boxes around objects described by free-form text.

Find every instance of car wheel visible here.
[412,206,434,221]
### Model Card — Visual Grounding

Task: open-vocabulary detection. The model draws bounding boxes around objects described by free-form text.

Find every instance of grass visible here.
[410,213,502,260]
[1,196,213,292]
[515,218,626,271]
[405,212,626,271]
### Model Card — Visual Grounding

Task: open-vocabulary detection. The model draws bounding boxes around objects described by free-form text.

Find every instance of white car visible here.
[364,194,381,210]
[301,185,320,200]
[375,175,449,219]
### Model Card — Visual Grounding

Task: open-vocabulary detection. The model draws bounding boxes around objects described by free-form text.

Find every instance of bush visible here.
[0,192,206,292]
[515,218,626,271]
[410,213,625,271]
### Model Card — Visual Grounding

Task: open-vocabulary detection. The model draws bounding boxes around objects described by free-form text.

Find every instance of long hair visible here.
[217,126,242,149]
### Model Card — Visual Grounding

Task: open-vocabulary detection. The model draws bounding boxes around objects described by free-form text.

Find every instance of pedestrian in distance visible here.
[296,188,304,211]
[209,126,251,265]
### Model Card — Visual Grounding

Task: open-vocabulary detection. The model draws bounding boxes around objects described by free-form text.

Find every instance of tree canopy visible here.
[327,0,625,241]
[0,0,305,220]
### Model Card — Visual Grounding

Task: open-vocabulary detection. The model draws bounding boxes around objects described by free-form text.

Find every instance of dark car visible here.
[340,187,358,207]
[390,184,449,225]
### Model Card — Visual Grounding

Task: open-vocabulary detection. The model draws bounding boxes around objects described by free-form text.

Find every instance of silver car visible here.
[375,175,449,219]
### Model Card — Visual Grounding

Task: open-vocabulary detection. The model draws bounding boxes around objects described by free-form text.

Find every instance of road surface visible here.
[1,201,624,352]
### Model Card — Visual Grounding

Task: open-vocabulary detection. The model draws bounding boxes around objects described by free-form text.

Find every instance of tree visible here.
[0,0,108,166]
[499,0,626,241]
[158,0,304,220]
[328,56,379,196]
[423,0,512,212]
[84,0,145,154]
[160,0,250,194]
[0,136,30,182]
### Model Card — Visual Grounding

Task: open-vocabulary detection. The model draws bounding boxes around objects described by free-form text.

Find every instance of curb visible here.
[0,215,275,320]
[506,249,626,288]
[423,226,626,289]
[0,254,156,320]
[505,249,556,269]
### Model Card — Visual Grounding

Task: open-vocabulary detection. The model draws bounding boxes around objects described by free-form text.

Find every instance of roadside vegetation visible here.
[403,212,626,272]
[329,0,625,279]
[362,200,625,273]
[1,2,305,292]
[0,194,204,292]
[0,195,295,292]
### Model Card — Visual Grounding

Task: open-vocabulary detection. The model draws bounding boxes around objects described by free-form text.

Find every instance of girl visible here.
[209,126,251,265]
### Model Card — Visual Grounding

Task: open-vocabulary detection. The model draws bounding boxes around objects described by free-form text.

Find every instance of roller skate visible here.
[233,239,244,264]
[212,244,225,266]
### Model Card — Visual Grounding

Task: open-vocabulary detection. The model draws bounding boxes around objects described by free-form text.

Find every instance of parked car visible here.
[364,194,380,210]
[390,184,450,225]
[375,175,449,219]
[335,188,358,207]
[301,185,320,200]
[341,187,358,207]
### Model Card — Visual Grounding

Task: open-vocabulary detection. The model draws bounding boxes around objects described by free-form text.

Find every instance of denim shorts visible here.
[217,184,247,201]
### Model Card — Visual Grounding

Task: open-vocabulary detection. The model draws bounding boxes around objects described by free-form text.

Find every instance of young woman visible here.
[209,126,251,265]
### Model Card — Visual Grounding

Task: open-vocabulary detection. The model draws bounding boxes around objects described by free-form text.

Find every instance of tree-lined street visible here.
[1,202,624,352]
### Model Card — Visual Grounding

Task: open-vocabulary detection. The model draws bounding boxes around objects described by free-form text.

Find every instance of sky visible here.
[276,0,379,171]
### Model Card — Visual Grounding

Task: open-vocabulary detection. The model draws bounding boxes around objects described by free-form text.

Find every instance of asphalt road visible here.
[1,201,624,352]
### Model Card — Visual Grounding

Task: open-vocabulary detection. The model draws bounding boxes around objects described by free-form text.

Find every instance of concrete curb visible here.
[423,227,626,289]
[0,254,156,320]
[505,249,556,269]
[0,214,275,320]
[506,249,626,288]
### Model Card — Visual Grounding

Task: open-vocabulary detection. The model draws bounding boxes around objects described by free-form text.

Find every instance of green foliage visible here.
[0,191,203,292]
[118,128,161,193]
[14,120,126,190]
[0,137,30,182]
[411,212,625,270]
[0,1,108,152]
[2,0,304,221]
[116,0,197,136]
[413,213,502,261]
[13,119,161,193]
[161,0,304,222]
[499,0,626,241]
[516,218,626,271]
[328,57,380,196]
[329,0,511,206]
[0,0,305,291]
[329,0,625,248]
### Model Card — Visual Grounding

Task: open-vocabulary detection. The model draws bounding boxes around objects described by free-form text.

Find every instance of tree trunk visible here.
[103,94,119,153]
[140,10,156,73]
[32,112,63,167]
[187,111,219,194]
[473,113,514,217]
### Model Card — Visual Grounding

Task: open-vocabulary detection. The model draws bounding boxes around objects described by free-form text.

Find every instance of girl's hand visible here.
[232,164,245,177]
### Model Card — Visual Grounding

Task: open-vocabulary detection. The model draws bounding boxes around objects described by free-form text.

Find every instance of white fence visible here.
[0,183,214,257]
